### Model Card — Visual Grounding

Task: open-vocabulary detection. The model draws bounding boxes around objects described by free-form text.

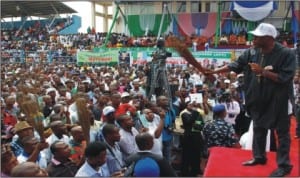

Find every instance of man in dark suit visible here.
[124,132,177,177]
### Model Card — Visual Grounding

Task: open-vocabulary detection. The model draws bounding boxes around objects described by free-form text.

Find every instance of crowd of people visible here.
[1,22,300,177]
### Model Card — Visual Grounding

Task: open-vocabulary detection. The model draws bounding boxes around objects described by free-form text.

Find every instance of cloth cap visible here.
[248,23,278,39]
[121,92,130,98]
[103,106,115,116]
[224,79,230,84]
[195,81,203,86]
[14,121,33,133]
[46,87,56,94]
[212,104,226,113]
[134,157,160,177]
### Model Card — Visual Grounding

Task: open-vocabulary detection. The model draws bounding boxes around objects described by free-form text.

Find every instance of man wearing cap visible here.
[204,23,295,177]
[203,104,239,148]
[10,121,34,157]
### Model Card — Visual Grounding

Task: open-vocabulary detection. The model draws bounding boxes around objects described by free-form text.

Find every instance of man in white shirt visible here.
[76,142,110,177]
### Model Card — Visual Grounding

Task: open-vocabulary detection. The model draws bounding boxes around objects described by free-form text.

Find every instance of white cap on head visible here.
[248,23,278,39]
[103,106,115,116]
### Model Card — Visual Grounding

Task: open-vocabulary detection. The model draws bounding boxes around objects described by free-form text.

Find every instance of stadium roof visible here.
[1,1,77,18]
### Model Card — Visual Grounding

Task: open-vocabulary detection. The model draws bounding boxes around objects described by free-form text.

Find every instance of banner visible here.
[78,47,234,67]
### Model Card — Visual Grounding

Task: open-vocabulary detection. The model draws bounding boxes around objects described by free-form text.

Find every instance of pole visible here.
[157,3,167,40]
[215,0,221,47]
[103,3,120,47]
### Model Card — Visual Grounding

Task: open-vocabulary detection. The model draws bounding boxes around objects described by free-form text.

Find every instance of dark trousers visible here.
[181,132,203,177]
[252,119,292,168]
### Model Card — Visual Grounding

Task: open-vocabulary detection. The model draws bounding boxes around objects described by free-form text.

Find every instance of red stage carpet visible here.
[203,118,299,177]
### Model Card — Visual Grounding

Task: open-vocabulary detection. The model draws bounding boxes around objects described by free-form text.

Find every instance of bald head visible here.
[11,162,48,177]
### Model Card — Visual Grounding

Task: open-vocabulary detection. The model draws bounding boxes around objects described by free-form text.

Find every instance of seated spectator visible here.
[69,126,86,166]
[1,144,19,177]
[75,141,110,177]
[10,121,34,157]
[125,132,177,177]
[45,120,70,162]
[203,104,240,148]
[47,141,78,177]
[11,162,48,177]
[17,136,49,169]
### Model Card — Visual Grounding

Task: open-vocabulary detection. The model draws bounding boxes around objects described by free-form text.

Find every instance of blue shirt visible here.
[162,108,176,142]
[75,161,110,177]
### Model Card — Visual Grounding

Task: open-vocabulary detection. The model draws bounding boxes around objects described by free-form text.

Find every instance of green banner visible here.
[77,50,119,65]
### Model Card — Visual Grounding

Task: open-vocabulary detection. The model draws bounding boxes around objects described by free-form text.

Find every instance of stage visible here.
[203,118,299,177]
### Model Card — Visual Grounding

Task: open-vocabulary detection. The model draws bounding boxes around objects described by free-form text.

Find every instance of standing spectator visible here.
[117,114,139,160]
[205,23,295,176]
[102,124,126,174]
[141,108,164,156]
[75,141,110,177]
[125,132,177,177]
[156,95,176,163]
[180,102,205,176]
[47,141,78,177]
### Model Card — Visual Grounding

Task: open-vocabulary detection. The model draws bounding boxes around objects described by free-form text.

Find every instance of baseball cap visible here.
[212,104,226,113]
[103,106,115,116]
[248,23,278,39]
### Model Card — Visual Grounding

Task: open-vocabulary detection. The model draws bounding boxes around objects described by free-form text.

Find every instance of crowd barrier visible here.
[1,50,76,64]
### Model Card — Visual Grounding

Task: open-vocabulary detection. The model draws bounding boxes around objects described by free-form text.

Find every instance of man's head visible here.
[14,121,34,138]
[50,120,67,136]
[248,23,277,48]
[212,104,227,119]
[143,108,155,122]
[85,141,107,168]
[156,39,165,49]
[117,114,134,130]
[70,126,85,143]
[50,141,71,161]
[20,136,39,154]
[102,123,121,143]
[1,145,18,175]
[249,23,278,39]
[102,106,115,123]
[135,132,154,151]
[11,162,48,177]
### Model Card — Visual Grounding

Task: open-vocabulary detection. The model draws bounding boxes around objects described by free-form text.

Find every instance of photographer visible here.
[218,91,240,128]
[147,39,172,99]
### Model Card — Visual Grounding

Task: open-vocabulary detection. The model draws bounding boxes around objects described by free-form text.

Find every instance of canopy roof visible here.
[1,1,77,18]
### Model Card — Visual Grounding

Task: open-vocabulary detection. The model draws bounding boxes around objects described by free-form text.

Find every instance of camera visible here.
[165,125,174,132]
[219,92,231,103]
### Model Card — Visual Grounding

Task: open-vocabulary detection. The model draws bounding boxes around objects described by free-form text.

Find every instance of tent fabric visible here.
[231,1,277,22]
[127,14,171,36]
[175,12,230,38]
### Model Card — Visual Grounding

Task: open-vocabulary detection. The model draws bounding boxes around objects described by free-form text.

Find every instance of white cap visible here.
[121,92,130,98]
[46,87,56,94]
[248,23,278,39]
[103,106,115,116]
[224,79,230,84]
